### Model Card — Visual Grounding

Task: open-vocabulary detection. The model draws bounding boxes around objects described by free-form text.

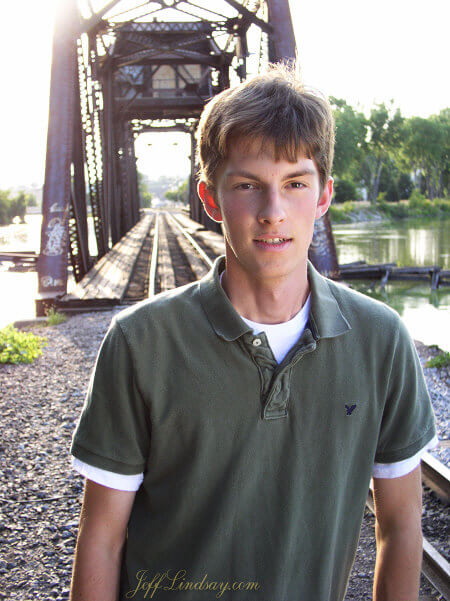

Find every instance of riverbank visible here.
[0,308,448,600]
[329,198,450,224]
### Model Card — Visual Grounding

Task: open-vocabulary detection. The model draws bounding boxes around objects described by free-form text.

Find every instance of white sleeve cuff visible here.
[71,455,144,491]
[372,434,439,479]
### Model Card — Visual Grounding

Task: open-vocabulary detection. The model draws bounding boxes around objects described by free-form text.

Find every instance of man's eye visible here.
[289,182,305,189]
[236,183,255,190]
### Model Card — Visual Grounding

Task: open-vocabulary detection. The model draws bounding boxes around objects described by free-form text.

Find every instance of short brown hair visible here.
[195,61,335,196]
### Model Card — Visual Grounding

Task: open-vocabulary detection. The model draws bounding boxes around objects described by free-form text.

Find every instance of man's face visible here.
[199,136,333,285]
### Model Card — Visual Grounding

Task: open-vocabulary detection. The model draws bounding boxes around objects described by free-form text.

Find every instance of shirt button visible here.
[253,338,262,346]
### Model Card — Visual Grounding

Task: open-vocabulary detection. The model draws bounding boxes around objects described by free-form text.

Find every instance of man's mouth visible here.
[254,237,292,243]
[253,237,293,248]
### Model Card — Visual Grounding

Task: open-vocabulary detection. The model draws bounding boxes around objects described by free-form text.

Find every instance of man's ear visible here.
[197,181,223,223]
[315,177,333,220]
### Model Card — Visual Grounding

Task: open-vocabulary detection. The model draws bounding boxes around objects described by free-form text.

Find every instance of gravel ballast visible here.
[0,309,448,600]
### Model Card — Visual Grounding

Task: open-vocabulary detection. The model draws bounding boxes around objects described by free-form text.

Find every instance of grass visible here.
[329,197,450,223]
[45,307,68,326]
[425,352,450,368]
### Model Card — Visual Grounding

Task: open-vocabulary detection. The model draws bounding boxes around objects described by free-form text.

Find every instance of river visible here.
[1,214,449,351]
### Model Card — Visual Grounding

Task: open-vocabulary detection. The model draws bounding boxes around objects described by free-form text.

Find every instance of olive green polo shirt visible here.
[70,254,436,601]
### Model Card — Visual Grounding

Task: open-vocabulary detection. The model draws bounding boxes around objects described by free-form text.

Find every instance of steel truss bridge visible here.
[36,0,339,315]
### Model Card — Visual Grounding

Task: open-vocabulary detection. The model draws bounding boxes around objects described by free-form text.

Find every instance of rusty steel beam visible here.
[36,0,79,316]
[126,125,140,226]
[36,0,340,313]
[101,66,120,246]
[223,0,273,34]
[70,53,91,281]
[81,0,122,34]
[189,130,200,223]
[309,217,341,279]
[266,0,296,62]
[266,0,340,279]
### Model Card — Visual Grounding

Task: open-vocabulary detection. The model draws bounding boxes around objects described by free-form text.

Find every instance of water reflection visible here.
[347,279,450,351]
[332,218,449,269]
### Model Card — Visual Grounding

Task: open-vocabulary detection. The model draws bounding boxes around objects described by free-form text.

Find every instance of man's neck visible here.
[220,261,310,325]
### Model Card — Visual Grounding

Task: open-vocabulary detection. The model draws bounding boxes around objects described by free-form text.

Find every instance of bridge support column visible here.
[36,0,79,316]
[267,0,340,279]
[189,130,199,223]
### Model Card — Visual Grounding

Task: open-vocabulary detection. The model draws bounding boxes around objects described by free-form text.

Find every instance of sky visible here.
[0,0,448,189]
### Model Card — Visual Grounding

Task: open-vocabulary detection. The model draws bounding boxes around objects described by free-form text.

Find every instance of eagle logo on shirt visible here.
[345,404,357,415]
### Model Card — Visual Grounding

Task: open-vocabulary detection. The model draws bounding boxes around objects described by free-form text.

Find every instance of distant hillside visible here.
[145,174,188,199]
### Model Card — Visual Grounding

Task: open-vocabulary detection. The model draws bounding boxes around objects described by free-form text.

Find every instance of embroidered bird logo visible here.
[345,404,357,415]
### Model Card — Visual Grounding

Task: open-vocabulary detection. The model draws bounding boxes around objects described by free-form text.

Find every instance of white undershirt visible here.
[71,269,439,489]
[239,299,311,364]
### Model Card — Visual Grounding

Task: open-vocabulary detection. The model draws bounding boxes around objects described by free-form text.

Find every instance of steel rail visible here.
[165,211,214,269]
[148,212,160,298]
[421,451,450,505]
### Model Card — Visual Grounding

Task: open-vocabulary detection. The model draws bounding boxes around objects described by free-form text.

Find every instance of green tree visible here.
[0,190,10,225]
[333,179,358,203]
[361,101,405,204]
[164,178,189,204]
[137,171,153,208]
[397,173,414,200]
[26,193,37,207]
[377,159,403,202]
[330,97,367,181]
[401,110,449,199]
[10,192,30,223]
[0,190,34,225]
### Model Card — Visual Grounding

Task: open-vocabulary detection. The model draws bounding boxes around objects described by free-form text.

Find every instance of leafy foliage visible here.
[330,97,367,181]
[330,99,449,208]
[376,201,410,219]
[397,173,414,200]
[333,179,358,203]
[0,190,36,225]
[0,325,47,364]
[137,172,153,208]
[425,352,450,368]
[165,178,189,203]
[328,202,356,222]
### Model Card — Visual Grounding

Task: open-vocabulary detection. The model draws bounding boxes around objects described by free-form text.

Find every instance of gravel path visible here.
[0,308,448,600]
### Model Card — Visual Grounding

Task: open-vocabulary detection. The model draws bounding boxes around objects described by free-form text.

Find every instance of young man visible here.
[69,63,438,601]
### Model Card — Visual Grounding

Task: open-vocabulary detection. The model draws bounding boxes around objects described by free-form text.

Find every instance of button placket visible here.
[263,370,290,419]
[241,332,278,408]
[262,331,318,420]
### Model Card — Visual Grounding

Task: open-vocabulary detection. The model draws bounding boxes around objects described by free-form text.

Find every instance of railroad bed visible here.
[1,209,449,600]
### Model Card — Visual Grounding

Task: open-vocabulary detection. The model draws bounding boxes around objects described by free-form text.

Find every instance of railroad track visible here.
[124,209,222,303]
[418,452,450,598]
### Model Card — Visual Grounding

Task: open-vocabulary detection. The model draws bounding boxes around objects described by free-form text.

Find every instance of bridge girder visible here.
[37,0,339,316]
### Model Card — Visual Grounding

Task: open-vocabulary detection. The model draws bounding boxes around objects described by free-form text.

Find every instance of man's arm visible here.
[372,464,423,601]
[69,479,137,601]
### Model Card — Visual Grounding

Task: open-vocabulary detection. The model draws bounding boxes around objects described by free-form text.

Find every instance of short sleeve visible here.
[375,317,437,464]
[70,316,151,474]
[71,456,144,491]
[372,434,439,478]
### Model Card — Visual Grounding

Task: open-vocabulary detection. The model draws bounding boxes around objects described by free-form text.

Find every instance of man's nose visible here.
[257,187,287,224]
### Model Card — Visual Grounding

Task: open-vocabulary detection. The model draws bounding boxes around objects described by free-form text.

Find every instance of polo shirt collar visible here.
[198,255,351,342]
[307,258,352,339]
